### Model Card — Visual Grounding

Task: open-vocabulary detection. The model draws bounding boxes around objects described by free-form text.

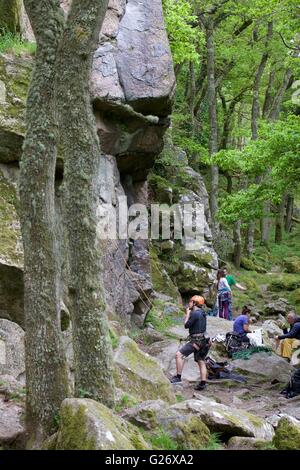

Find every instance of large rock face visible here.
[232,352,293,383]
[172,398,274,441]
[0,53,29,163]
[123,399,211,450]
[0,397,25,447]
[0,0,176,326]
[148,138,218,301]
[0,319,25,381]
[114,336,176,403]
[0,165,23,326]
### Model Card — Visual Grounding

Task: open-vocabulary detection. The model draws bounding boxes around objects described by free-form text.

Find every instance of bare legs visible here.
[175,351,207,381]
[175,351,185,375]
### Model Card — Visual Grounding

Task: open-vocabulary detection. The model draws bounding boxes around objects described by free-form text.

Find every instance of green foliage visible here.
[150,428,179,450]
[0,30,36,55]
[215,116,300,224]
[204,433,223,450]
[162,0,203,64]
[175,394,185,403]
[109,327,119,350]
[115,394,139,413]
[145,299,178,334]
[78,389,93,399]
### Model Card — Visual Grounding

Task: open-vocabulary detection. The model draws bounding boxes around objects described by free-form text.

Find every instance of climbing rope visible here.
[107,239,154,312]
[232,346,272,361]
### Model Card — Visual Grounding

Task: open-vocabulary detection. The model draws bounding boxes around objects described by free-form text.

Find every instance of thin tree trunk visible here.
[244,223,255,256]
[233,220,242,268]
[174,63,182,77]
[246,22,273,255]
[261,201,271,247]
[275,194,287,244]
[262,66,276,118]
[261,64,276,243]
[269,68,293,121]
[251,22,273,139]
[285,194,294,233]
[206,19,219,234]
[189,61,196,135]
[19,0,69,443]
[54,0,115,407]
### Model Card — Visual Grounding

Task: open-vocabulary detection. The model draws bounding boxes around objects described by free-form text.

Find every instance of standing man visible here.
[275,313,300,360]
[223,267,247,320]
[170,296,210,391]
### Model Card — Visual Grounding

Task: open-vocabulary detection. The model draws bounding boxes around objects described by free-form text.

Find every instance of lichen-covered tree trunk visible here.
[275,194,287,244]
[285,194,294,233]
[206,19,219,235]
[269,68,293,121]
[246,23,273,257]
[54,0,115,407]
[19,0,69,443]
[233,220,242,268]
[261,201,271,247]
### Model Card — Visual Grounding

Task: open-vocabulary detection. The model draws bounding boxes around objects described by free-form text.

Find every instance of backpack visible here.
[225,332,250,357]
[205,356,229,379]
[282,368,300,398]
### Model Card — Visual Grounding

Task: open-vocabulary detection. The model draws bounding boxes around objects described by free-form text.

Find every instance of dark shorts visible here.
[179,341,209,362]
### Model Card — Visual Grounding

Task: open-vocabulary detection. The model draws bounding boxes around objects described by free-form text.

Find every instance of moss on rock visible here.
[114,336,176,404]
[150,246,180,301]
[170,416,211,450]
[0,52,32,163]
[0,168,22,267]
[56,398,150,450]
[283,257,300,274]
[240,257,267,273]
[273,417,300,450]
[0,1,23,34]
[269,276,300,292]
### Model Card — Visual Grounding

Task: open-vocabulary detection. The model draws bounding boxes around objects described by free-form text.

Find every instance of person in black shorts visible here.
[170,295,210,391]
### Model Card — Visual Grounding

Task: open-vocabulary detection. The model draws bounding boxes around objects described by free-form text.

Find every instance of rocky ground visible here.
[144,316,300,418]
[1,311,300,450]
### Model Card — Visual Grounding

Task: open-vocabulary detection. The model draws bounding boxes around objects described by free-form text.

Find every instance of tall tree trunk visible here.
[54,0,115,407]
[262,65,276,118]
[206,19,219,235]
[19,0,69,443]
[285,194,294,233]
[269,68,293,121]
[245,223,255,256]
[275,195,287,244]
[246,22,273,256]
[233,220,242,268]
[251,22,273,139]
[261,201,271,247]
[260,67,292,244]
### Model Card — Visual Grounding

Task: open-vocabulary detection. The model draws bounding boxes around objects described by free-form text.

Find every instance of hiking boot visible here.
[170,375,182,384]
[194,382,207,391]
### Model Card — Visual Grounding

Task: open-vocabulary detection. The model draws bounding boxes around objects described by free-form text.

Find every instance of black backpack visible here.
[225,332,250,357]
[282,368,300,398]
[205,356,229,379]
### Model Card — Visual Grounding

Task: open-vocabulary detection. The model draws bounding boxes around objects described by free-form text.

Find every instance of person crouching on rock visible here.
[170,295,211,391]
[233,306,252,344]
[275,312,300,361]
